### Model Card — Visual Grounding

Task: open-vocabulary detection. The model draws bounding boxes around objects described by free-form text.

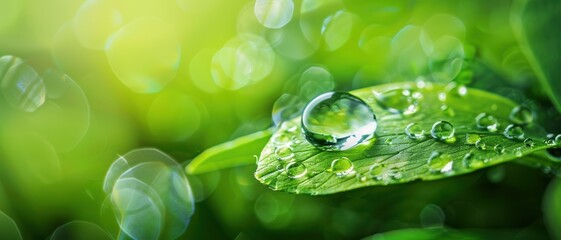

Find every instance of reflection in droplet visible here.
[321,10,353,51]
[509,105,533,125]
[504,124,524,140]
[0,211,22,240]
[285,162,307,178]
[254,0,294,29]
[375,88,418,115]
[475,113,498,132]
[275,145,294,160]
[405,123,425,140]
[302,92,377,151]
[0,55,46,112]
[430,121,455,141]
[73,0,123,49]
[50,221,112,240]
[105,17,180,93]
[428,151,453,173]
[329,157,354,176]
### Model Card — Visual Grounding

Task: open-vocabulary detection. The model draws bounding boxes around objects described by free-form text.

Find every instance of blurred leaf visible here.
[255,82,560,195]
[511,0,561,113]
[363,227,546,240]
[0,211,22,240]
[544,176,561,240]
[186,128,274,174]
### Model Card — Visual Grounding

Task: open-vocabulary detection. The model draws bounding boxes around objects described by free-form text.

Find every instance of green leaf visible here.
[362,227,547,240]
[511,0,561,113]
[255,82,560,195]
[186,128,273,174]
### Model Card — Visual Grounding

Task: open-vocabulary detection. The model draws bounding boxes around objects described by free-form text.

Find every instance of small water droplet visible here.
[504,124,524,140]
[475,113,498,132]
[514,147,523,157]
[302,92,377,151]
[431,120,455,141]
[475,139,487,150]
[509,105,533,125]
[280,121,298,132]
[275,146,294,160]
[555,134,561,145]
[457,85,467,96]
[329,157,354,176]
[463,151,485,168]
[374,88,418,115]
[385,138,393,145]
[428,151,453,173]
[271,133,291,146]
[405,123,425,140]
[545,139,556,146]
[285,162,307,179]
[368,164,384,180]
[465,133,481,145]
[524,138,535,148]
[356,173,368,182]
[494,144,505,154]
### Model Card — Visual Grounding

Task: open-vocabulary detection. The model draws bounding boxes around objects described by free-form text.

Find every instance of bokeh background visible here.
[1,0,561,239]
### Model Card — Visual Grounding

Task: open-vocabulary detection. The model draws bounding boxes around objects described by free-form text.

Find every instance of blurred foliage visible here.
[0,0,560,239]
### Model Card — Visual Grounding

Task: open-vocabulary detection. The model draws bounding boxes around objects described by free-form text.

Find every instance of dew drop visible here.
[462,152,484,168]
[430,120,455,141]
[0,55,46,112]
[504,124,524,140]
[465,133,481,145]
[428,151,453,173]
[374,88,418,115]
[475,113,498,132]
[524,138,535,148]
[555,134,561,144]
[285,162,307,179]
[329,157,354,176]
[271,133,291,146]
[509,105,533,125]
[494,144,505,154]
[302,92,377,151]
[545,139,556,146]
[514,147,523,157]
[385,138,393,145]
[475,139,487,150]
[405,123,425,140]
[275,146,294,160]
[368,164,384,180]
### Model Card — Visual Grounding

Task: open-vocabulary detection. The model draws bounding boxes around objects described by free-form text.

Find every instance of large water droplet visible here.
[374,88,418,115]
[405,123,425,140]
[428,151,453,173]
[254,0,294,29]
[430,120,455,141]
[329,157,354,176]
[0,55,46,112]
[285,162,307,179]
[465,133,481,145]
[504,124,524,140]
[302,92,377,151]
[275,146,294,160]
[475,113,498,132]
[509,105,533,125]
